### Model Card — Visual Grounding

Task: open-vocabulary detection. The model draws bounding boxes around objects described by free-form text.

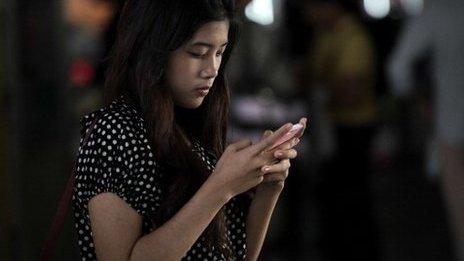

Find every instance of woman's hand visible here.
[255,117,307,193]
[207,123,295,201]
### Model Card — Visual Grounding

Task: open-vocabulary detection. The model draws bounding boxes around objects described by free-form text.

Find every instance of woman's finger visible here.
[274,149,298,160]
[261,129,273,139]
[297,117,308,139]
[259,117,308,153]
[273,118,307,151]
[263,171,289,182]
[274,137,300,151]
[249,123,293,155]
[229,138,253,152]
[261,159,291,174]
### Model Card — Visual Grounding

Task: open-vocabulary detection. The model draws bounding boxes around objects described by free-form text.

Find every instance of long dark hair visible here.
[104,0,239,257]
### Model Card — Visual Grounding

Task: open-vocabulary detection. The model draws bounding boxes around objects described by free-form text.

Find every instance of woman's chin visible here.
[177,98,205,109]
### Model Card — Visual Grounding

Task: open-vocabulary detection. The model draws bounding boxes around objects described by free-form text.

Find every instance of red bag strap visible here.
[40,116,100,261]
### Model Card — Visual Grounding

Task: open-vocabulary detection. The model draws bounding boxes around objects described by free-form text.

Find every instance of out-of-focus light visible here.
[245,0,274,26]
[363,0,391,19]
[402,0,424,16]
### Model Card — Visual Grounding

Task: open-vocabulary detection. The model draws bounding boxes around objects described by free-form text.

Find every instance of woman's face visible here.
[165,20,229,109]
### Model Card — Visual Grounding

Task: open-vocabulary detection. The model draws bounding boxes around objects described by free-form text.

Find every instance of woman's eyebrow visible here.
[190,41,228,48]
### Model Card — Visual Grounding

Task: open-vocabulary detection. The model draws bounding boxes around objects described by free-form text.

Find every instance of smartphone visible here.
[268,123,304,151]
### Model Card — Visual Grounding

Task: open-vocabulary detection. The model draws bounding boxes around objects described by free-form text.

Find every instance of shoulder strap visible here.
[40,116,100,261]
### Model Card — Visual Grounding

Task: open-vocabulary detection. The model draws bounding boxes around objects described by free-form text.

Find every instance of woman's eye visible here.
[188,50,223,58]
[188,52,204,58]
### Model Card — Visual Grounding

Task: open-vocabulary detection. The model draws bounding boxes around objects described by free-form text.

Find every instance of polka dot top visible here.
[72,95,251,261]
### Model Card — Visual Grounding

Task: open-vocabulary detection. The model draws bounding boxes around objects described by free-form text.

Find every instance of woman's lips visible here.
[195,87,210,96]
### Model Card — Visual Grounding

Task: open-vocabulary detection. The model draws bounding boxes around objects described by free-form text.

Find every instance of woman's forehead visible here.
[188,20,229,47]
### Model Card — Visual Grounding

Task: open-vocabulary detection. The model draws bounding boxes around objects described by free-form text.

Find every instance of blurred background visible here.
[1,0,463,260]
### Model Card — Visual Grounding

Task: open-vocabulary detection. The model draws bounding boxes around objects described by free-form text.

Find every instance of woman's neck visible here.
[174,105,202,141]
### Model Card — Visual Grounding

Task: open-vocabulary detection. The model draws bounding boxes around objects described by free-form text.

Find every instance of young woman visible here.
[72,0,307,260]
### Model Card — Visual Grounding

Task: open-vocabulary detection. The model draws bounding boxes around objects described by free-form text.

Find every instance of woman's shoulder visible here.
[74,96,163,219]
[79,95,146,138]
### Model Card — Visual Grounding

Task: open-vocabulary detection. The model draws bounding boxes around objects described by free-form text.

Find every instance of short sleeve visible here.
[80,111,163,218]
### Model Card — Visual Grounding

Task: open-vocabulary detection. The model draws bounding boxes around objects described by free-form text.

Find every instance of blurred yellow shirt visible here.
[307,14,378,126]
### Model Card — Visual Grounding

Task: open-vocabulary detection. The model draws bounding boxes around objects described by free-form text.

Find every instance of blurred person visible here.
[64,0,118,87]
[64,0,117,37]
[71,0,308,260]
[300,0,380,260]
[64,0,119,115]
[388,0,464,259]
[64,0,121,155]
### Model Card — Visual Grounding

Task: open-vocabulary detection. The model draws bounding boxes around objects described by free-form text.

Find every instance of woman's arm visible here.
[89,126,295,261]
[245,184,283,261]
[245,118,306,261]
[89,178,230,261]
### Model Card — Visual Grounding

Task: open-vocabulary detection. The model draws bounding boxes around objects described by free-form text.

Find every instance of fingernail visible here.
[275,151,283,157]
[262,166,270,172]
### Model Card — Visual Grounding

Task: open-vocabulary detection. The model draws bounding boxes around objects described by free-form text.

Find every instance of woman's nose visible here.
[200,68,218,79]
[200,58,219,79]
